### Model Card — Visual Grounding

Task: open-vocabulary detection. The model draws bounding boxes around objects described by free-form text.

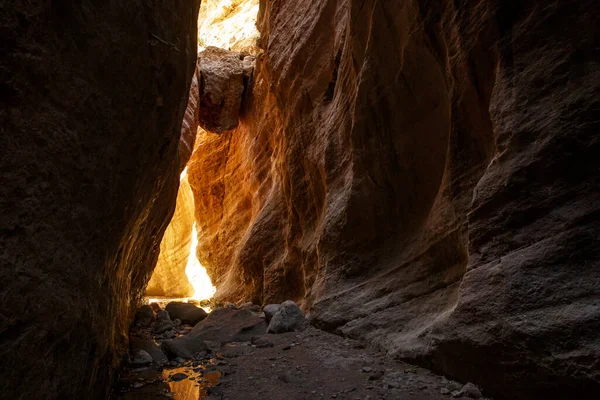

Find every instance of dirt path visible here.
[112,304,485,400]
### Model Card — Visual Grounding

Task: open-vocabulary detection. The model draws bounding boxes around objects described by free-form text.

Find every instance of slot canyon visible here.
[0,0,598,399]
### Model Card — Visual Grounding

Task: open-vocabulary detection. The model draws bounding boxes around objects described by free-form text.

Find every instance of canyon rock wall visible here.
[0,1,200,399]
[189,0,599,398]
[180,68,200,171]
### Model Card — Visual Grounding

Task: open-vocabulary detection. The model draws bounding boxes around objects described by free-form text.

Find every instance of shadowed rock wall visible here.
[188,0,599,398]
[0,1,200,398]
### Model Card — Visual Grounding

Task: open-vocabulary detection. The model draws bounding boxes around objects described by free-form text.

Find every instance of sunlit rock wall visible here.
[188,0,599,398]
[146,174,195,298]
[0,1,200,398]
[198,0,260,54]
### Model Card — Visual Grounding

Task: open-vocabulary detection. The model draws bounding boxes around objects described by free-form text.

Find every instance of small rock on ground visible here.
[267,301,305,333]
[131,350,153,366]
[263,304,281,322]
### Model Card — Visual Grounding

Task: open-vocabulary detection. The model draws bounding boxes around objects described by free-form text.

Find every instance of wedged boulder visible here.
[267,301,305,334]
[197,47,248,133]
[130,338,168,365]
[165,302,208,326]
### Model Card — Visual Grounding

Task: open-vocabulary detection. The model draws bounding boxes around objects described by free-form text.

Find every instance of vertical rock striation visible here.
[425,2,600,398]
[0,1,200,398]
[188,0,599,398]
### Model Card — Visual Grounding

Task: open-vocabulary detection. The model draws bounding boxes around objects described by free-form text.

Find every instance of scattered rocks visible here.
[131,350,153,366]
[267,301,305,333]
[165,301,208,325]
[263,304,281,322]
[130,338,168,365]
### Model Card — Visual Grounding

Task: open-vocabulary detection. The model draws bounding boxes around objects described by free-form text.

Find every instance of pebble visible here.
[361,367,373,373]
[170,373,188,382]
[368,371,384,381]
[441,388,451,395]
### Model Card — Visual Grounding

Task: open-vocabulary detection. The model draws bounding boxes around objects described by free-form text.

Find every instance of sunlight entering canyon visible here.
[185,221,216,301]
[146,168,215,304]
[197,0,260,54]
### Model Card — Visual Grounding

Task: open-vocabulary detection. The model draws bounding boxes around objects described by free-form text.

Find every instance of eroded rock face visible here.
[188,0,599,398]
[0,1,200,398]
[197,47,251,133]
[179,68,200,171]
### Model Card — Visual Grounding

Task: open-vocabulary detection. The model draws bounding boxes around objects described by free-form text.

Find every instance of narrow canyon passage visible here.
[1,1,599,400]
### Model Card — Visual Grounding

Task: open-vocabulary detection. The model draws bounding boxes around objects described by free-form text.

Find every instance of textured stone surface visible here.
[0,1,200,398]
[422,3,600,399]
[187,307,267,344]
[197,47,247,133]
[267,300,305,334]
[188,0,599,399]
[179,68,200,171]
[263,304,281,323]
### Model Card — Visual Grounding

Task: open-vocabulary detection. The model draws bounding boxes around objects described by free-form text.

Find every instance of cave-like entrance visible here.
[144,0,260,308]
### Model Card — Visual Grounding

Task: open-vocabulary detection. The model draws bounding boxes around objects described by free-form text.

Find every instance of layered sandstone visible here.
[0,1,200,399]
[188,0,599,398]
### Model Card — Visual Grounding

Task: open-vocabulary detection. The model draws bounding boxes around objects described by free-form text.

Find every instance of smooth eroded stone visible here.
[130,338,168,365]
[165,302,208,326]
[131,350,153,366]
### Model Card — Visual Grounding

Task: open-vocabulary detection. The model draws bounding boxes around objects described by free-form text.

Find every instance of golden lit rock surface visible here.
[187,1,600,399]
[197,0,260,54]
[146,173,195,298]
